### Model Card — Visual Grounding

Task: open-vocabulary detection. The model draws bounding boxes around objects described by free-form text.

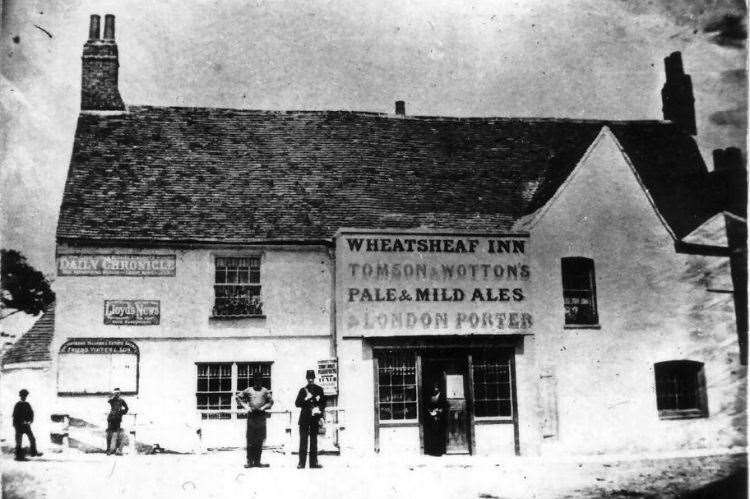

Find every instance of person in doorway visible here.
[424,381,448,456]
[295,369,326,469]
[13,389,42,461]
[106,388,129,455]
[236,373,274,468]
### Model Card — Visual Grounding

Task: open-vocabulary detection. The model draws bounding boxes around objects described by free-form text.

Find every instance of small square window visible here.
[654,360,708,419]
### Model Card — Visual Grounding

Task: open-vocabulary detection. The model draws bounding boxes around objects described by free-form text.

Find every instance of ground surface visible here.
[1,449,746,499]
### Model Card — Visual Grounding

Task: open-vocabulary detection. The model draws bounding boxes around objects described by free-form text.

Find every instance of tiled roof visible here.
[57,107,715,243]
[2,302,54,366]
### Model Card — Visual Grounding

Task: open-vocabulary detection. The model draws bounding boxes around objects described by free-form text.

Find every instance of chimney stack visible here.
[661,51,696,135]
[81,13,124,111]
[395,100,405,116]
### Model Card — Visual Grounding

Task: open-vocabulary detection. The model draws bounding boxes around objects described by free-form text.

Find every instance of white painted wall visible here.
[51,246,335,453]
[529,128,746,455]
[54,245,332,342]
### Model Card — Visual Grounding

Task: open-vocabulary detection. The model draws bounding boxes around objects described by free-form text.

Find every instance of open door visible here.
[422,357,470,455]
[444,370,470,454]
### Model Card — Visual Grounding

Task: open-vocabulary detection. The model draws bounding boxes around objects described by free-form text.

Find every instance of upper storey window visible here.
[561,257,598,326]
[213,257,262,317]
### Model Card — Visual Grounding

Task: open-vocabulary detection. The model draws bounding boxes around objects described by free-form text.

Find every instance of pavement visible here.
[1,448,747,499]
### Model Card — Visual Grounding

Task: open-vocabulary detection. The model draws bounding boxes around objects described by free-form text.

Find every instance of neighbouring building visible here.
[13,14,745,457]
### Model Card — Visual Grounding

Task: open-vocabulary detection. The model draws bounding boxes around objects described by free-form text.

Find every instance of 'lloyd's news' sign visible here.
[57,254,176,276]
[104,300,160,325]
[337,232,532,336]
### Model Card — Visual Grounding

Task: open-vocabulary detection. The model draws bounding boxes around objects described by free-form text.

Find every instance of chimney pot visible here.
[395,100,405,116]
[103,14,115,40]
[88,14,101,40]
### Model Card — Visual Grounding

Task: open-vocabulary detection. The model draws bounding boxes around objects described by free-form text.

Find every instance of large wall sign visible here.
[57,254,176,277]
[104,300,160,325]
[336,231,532,337]
[58,338,139,394]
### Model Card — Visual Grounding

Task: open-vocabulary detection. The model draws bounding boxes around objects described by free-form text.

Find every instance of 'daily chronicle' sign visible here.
[336,232,532,336]
[104,300,160,325]
[57,254,176,276]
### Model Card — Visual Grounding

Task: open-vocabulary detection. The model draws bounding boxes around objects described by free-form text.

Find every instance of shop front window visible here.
[472,353,513,417]
[377,350,417,421]
[213,257,262,317]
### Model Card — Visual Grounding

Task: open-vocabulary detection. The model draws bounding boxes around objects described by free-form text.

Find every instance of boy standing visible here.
[106,388,129,455]
[13,389,42,461]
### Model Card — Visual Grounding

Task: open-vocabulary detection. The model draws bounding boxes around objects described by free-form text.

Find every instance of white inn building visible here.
[2,14,746,458]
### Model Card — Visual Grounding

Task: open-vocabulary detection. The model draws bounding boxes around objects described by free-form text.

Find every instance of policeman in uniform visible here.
[295,369,326,469]
[236,373,274,468]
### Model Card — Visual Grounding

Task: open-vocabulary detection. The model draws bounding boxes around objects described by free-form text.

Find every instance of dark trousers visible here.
[15,424,37,459]
[106,419,122,454]
[246,415,266,465]
[298,423,318,467]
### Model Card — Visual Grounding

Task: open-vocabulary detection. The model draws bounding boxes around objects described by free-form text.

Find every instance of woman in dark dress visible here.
[424,382,448,456]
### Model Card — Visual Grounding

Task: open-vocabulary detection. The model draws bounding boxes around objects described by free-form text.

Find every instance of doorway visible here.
[422,355,471,455]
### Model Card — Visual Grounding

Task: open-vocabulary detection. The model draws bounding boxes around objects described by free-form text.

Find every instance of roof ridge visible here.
[111,105,673,125]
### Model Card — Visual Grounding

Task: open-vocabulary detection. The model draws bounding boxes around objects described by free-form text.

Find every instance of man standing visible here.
[13,389,42,461]
[106,388,129,455]
[295,369,325,469]
[236,373,273,468]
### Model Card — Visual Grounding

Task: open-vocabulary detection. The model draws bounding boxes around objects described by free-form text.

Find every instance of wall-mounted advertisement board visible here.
[58,338,139,395]
[104,300,160,325]
[57,254,176,277]
[336,231,532,337]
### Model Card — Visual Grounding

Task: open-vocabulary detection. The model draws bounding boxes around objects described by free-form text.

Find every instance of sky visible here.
[0,0,746,276]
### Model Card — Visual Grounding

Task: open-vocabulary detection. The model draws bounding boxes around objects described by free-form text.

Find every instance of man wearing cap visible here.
[236,373,274,468]
[295,369,326,469]
[13,389,42,461]
[106,388,129,455]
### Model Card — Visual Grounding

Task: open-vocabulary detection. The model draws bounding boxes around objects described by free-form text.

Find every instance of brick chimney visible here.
[661,52,696,135]
[395,100,405,116]
[81,14,124,111]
